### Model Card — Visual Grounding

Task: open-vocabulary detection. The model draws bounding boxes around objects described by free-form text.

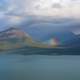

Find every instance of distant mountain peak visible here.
[0,27,34,50]
[0,27,31,38]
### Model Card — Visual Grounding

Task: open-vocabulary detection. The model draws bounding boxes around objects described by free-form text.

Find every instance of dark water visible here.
[2,47,80,55]
[0,48,80,80]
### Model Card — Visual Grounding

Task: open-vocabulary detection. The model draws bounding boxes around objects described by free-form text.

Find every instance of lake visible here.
[0,53,80,80]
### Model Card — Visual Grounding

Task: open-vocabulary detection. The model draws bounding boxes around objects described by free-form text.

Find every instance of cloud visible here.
[52,3,62,8]
[0,0,80,17]
[17,17,80,41]
[0,0,80,34]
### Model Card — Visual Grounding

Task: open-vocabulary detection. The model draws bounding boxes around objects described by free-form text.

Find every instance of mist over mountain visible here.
[0,26,80,50]
[0,15,80,49]
[16,17,80,45]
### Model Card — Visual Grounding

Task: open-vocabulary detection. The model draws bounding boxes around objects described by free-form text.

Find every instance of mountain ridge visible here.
[0,27,80,50]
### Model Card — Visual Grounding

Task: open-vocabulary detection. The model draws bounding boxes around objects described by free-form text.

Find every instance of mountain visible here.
[36,31,80,48]
[0,27,80,51]
[0,27,34,50]
[18,16,80,41]
[71,34,80,48]
[0,27,58,50]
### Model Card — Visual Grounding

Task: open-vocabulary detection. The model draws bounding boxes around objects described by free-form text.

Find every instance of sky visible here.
[0,0,80,36]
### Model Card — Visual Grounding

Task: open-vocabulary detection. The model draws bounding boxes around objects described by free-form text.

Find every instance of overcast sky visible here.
[0,0,80,35]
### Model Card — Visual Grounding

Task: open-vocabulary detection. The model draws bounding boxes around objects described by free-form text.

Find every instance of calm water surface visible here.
[0,53,80,80]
